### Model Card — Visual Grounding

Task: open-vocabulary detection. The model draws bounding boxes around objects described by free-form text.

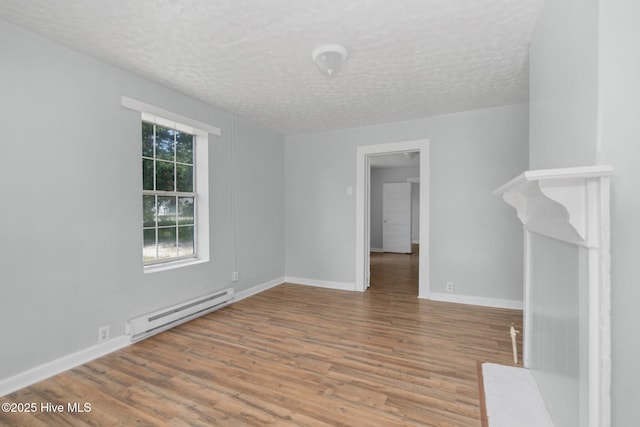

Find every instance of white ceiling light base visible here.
[312,44,348,77]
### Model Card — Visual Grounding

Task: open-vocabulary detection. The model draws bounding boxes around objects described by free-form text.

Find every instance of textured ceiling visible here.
[0,0,544,135]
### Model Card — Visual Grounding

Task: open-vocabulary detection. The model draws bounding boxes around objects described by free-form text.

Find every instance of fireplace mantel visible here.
[493,165,613,247]
[494,164,613,427]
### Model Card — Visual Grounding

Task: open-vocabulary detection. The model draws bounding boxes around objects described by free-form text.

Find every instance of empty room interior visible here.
[0,1,638,426]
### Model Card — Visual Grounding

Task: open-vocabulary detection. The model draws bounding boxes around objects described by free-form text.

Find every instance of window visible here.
[122,96,218,272]
[142,122,197,264]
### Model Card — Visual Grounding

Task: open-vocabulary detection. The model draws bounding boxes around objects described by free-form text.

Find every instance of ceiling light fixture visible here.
[311,44,348,77]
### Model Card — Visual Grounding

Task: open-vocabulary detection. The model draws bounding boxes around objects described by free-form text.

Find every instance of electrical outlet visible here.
[98,325,110,343]
[446,282,454,292]
[232,271,239,282]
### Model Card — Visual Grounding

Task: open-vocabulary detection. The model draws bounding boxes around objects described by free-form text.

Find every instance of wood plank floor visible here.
[1,250,522,426]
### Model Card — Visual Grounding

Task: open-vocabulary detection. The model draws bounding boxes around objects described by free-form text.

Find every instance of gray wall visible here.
[528,0,640,425]
[528,0,599,169]
[285,104,528,301]
[0,21,284,381]
[598,1,640,425]
[370,167,420,250]
[233,116,285,286]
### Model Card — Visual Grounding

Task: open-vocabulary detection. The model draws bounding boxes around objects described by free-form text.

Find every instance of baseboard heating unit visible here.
[128,288,234,342]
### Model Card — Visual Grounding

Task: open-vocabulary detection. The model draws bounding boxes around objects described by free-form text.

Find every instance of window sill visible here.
[143,257,209,274]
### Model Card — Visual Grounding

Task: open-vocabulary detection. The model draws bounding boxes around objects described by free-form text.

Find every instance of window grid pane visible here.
[143,228,157,263]
[178,225,195,257]
[143,121,197,265]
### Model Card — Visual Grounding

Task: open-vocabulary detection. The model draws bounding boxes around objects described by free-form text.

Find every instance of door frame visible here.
[355,139,430,297]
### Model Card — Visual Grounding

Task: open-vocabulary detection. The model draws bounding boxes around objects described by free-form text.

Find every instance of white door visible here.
[383,182,412,253]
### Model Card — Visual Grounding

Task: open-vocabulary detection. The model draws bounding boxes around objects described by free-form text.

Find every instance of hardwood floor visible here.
[1,251,522,426]
[369,245,420,296]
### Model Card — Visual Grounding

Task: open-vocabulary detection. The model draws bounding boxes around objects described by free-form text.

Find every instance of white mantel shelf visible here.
[494,164,613,427]
[493,165,613,248]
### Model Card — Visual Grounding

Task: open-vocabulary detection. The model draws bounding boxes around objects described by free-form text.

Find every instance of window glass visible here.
[142,121,197,265]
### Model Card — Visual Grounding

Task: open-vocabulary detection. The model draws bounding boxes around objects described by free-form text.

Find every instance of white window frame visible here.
[122,96,220,273]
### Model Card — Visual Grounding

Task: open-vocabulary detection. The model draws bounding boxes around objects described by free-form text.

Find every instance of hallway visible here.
[369,244,419,296]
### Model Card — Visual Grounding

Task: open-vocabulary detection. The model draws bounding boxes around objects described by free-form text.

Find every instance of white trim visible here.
[591,176,611,427]
[233,277,285,302]
[370,247,384,253]
[285,276,356,292]
[523,228,532,368]
[427,292,523,310]
[0,336,130,397]
[143,257,209,274]
[356,150,372,289]
[356,139,430,297]
[121,96,221,136]
[494,165,613,193]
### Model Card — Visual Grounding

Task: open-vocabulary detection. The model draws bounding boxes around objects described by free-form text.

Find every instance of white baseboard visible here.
[233,277,285,302]
[425,292,523,310]
[285,276,356,292]
[412,240,420,244]
[0,335,130,397]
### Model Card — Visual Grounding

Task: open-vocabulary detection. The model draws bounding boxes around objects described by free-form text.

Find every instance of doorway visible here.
[355,139,430,297]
